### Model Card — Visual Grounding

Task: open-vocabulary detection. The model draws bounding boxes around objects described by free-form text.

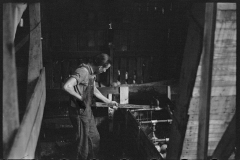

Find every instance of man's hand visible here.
[109,101,118,109]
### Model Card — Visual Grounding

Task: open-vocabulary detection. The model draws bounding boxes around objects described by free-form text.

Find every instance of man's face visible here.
[96,64,111,74]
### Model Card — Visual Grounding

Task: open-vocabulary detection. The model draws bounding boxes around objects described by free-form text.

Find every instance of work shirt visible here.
[70,63,96,108]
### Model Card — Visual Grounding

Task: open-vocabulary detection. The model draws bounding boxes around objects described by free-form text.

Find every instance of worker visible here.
[63,53,118,160]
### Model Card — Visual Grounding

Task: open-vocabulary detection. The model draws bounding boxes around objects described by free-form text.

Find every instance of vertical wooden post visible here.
[27,3,43,103]
[197,3,216,159]
[236,2,240,159]
[167,3,205,159]
[3,3,27,158]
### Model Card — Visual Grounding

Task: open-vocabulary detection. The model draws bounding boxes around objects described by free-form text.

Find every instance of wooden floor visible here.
[36,129,129,160]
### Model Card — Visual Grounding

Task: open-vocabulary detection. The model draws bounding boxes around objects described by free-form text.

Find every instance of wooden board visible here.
[8,68,45,159]
[188,96,236,114]
[27,2,43,100]
[212,113,236,160]
[192,86,236,97]
[3,3,26,157]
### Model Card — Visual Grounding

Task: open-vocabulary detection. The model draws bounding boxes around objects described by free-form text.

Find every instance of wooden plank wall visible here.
[181,3,236,159]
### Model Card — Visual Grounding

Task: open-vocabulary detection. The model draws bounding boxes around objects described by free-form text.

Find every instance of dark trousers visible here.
[69,106,100,160]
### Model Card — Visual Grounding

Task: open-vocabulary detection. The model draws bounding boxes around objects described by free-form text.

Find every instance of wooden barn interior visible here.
[3,1,239,160]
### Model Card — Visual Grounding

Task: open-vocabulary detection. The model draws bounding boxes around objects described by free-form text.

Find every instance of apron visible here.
[68,67,100,160]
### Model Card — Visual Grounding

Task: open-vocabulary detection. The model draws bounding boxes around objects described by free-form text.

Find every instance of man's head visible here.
[92,53,112,74]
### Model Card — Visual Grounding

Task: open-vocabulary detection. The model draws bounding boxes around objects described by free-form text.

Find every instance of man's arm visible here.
[63,77,83,101]
[94,82,118,106]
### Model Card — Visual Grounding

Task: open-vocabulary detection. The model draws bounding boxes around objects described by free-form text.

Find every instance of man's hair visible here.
[93,53,112,67]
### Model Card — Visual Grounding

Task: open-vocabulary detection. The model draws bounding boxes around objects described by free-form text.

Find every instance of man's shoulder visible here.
[75,66,89,74]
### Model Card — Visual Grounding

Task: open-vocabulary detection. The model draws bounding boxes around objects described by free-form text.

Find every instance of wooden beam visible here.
[27,3,43,103]
[236,2,240,159]
[24,69,46,159]
[197,3,216,159]
[211,113,236,160]
[7,68,45,159]
[166,3,206,159]
[3,3,27,158]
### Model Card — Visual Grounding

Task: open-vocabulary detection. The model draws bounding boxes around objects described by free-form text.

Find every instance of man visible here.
[63,53,118,160]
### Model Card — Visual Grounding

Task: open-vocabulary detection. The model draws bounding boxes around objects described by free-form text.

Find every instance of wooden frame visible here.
[197,3,216,159]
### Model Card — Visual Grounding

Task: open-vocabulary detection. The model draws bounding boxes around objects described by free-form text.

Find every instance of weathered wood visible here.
[27,3,43,103]
[192,86,236,97]
[8,68,45,159]
[217,3,236,10]
[188,96,236,114]
[167,3,205,159]
[195,75,236,82]
[189,113,235,121]
[184,141,221,150]
[196,65,236,76]
[3,3,27,158]
[236,3,240,159]
[215,20,236,30]
[94,102,151,109]
[197,6,219,159]
[120,86,129,104]
[211,113,236,160]
[24,69,46,159]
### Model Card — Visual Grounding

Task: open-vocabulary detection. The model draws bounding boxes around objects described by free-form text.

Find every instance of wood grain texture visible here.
[181,4,236,159]
[167,3,206,159]
[3,3,27,157]
[8,69,45,159]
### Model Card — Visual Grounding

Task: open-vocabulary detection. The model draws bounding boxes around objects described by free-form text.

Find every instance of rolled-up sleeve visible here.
[70,68,88,85]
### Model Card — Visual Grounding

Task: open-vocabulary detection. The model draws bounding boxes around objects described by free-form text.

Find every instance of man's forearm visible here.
[94,87,111,103]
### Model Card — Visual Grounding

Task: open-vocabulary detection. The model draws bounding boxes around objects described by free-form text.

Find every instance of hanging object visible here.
[19,18,24,27]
